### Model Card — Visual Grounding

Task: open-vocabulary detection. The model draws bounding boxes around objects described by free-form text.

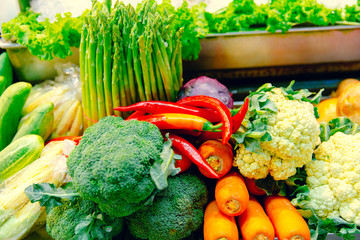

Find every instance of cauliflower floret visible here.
[233,144,271,179]
[234,87,320,180]
[305,132,360,225]
[308,185,338,218]
[262,88,320,163]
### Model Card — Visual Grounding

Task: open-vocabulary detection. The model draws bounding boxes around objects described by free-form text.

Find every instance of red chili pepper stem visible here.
[165,133,220,179]
[197,98,250,142]
[203,122,223,131]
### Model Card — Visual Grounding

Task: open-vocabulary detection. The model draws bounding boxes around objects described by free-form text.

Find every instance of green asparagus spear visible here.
[131,26,146,102]
[111,32,121,116]
[95,19,106,120]
[152,33,174,101]
[138,35,152,101]
[153,52,166,101]
[100,7,113,116]
[80,18,89,128]
[88,17,99,122]
[146,31,159,100]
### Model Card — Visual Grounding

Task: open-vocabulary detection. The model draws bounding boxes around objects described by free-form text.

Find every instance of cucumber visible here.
[0,134,44,183]
[13,102,54,142]
[0,82,32,151]
[0,52,13,95]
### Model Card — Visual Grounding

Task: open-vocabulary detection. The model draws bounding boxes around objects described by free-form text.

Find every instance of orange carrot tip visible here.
[237,196,275,240]
[204,200,239,240]
[215,171,249,217]
[264,195,311,240]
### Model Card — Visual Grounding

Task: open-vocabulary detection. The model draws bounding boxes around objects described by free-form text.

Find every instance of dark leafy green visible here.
[158,0,207,61]
[24,182,80,213]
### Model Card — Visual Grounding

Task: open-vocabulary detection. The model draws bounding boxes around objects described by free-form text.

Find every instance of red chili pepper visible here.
[128,113,222,132]
[126,110,146,120]
[173,148,193,173]
[197,97,249,141]
[169,129,202,137]
[177,95,233,144]
[231,97,249,132]
[115,101,220,122]
[166,133,219,179]
[46,136,82,146]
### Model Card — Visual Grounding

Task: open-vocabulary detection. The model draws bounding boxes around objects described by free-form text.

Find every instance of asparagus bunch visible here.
[80,0,184,125]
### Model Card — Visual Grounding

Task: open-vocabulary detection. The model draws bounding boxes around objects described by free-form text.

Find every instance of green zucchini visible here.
[0,134,43,183]
[13,102,54,142]
[0,82,32,151]
[0,52,13,95]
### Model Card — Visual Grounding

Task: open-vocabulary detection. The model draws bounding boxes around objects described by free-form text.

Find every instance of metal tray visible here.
[184,25,360,71]
[0,39,79,83]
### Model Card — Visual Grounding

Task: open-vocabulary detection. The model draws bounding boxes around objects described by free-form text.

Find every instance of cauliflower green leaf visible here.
[320,117,360,142]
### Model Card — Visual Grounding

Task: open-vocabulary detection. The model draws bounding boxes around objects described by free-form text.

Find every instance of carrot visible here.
[237,196,275,240]
[264,195,310,240]
[204,200,239,240]
[198,140,234,178]
[215,171,249,216]
[244,177,266,196]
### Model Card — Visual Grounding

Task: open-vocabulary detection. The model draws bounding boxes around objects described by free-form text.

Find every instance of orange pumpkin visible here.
[337,82,360,125]
[333,78,359,97]
[317,98,338,123]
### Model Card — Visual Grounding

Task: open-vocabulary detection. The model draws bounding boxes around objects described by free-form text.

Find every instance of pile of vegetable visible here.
[4,0,360,240]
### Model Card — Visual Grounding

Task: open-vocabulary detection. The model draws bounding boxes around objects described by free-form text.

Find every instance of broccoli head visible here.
[126,172,208,240]
[67,116,168,218]
[46,198,123,240]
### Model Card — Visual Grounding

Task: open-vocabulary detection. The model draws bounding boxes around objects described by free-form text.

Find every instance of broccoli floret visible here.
[126,172,208,240]
[46,198,123,240]
[67,116,166,217]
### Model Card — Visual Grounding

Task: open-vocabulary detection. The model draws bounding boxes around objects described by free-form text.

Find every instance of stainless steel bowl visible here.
[0,39,79,83]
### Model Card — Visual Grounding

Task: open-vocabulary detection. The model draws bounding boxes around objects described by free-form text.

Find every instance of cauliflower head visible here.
[233,84,320,180]
[305,132,360,225]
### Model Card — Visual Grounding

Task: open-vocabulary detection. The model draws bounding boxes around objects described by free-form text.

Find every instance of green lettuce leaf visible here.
[2,10,84,60]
